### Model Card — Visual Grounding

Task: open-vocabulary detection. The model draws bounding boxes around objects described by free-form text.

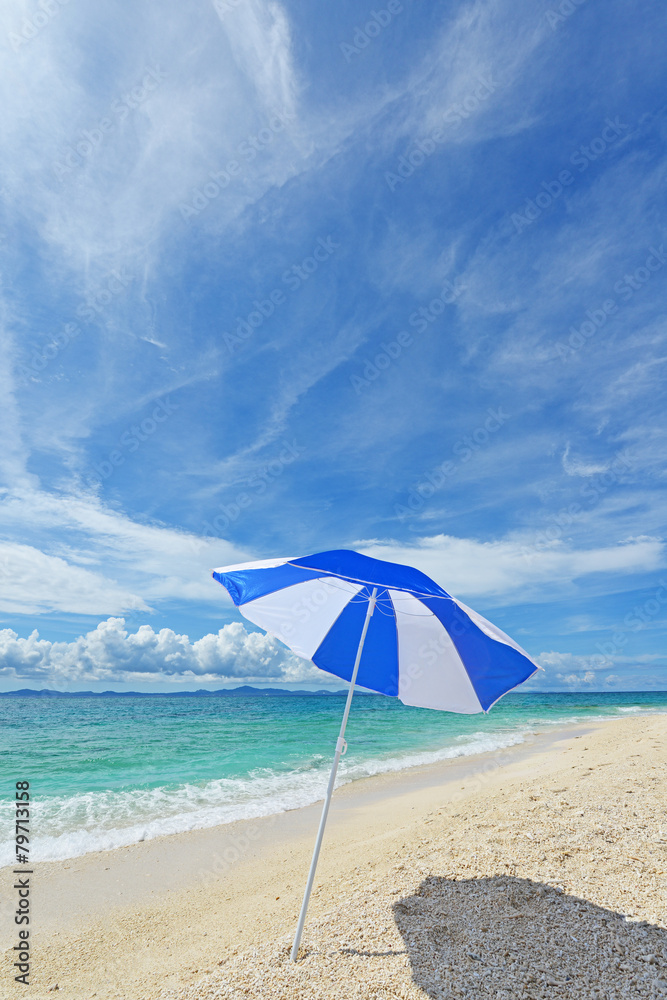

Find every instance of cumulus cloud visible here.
[537,651,609,674]
[603,674,623,686]
[522,650,667,691]
[523,650,605,690]
[555,669,596,688]
[0,617,321,686]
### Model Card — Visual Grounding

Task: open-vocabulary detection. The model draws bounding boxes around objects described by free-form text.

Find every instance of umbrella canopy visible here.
[212,548,540,960]
[212,548,539,713]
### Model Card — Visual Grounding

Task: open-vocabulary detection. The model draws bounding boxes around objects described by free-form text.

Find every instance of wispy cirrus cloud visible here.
[561,443,610,477]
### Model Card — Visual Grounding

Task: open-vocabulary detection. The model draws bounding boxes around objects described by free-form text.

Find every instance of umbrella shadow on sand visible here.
[393,875,666,998]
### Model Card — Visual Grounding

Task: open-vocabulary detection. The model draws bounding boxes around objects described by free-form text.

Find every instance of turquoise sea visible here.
[2,690,666,864]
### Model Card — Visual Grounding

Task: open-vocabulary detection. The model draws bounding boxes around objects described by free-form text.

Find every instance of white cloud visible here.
[537,651,606,674]
[368,0,546,160]
[0,0,305,305]
[3,618,661,692]
[555,670,596,687]
[561,443,609,477]
[0,617,319,685]
[0,541,148,616]
[0,324,34,490]
[523,650,667,691]
[358,533,665,601]
[2,478,664,619]
[219,0,297,119]
[0,0,556,495]
[458,152,667,380]
[0,485,246,615]
[0,0,310,511]
[523,652,618,690]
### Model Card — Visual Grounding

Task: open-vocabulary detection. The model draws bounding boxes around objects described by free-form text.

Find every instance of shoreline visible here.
[5,704,655,868]
[2,713,665,998]
[0,713,596,904]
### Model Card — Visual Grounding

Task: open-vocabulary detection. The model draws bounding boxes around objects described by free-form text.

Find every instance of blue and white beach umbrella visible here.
[212,549,540,959]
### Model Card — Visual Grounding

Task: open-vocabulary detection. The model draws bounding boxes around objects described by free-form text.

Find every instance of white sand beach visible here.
[2,714,666,999]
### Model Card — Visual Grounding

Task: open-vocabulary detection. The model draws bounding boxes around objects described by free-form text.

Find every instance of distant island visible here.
[0,685,351,698]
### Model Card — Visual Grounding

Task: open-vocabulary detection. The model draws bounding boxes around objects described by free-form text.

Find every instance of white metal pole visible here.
[290,587,378,962]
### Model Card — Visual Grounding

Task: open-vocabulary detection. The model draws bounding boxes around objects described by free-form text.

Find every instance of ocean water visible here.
[1,689,666,864]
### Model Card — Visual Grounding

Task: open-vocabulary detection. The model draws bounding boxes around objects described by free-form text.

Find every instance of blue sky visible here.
[1,0,666,692]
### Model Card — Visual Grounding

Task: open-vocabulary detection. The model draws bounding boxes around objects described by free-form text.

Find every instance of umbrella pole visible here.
[290,587,378,962]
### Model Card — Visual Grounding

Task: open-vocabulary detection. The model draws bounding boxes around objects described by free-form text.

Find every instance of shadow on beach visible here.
[392,875,666,998]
